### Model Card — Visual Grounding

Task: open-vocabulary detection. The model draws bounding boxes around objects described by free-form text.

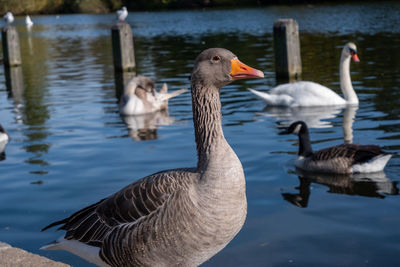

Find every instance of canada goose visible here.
[0,124,9,156]
[280,121,392,174]
[116,6,128,22]
[3,12,14,24]
[119,76,187,115]
[41,48,264,266]
[248,42,360,107]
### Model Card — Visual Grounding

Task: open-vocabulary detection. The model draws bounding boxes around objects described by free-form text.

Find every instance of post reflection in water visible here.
[5,66,24,106]
[282,170,399,208]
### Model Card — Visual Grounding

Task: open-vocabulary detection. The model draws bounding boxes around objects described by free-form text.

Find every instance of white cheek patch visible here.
[293,124,302,134]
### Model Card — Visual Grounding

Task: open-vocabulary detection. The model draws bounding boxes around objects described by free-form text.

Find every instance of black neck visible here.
[298,126,313,157]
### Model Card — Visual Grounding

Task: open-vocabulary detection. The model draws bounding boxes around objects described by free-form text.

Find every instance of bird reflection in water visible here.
[260,105,343,129]
[263,105,358,141]
[121,110,175,141]
[282,170,399,208]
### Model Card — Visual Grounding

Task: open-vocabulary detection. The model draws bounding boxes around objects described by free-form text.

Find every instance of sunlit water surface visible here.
[0,2,400,266]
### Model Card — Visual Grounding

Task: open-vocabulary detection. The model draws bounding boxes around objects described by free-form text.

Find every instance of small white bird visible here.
[116,6,128,22]
[25,15,33,27]
[119,76,187,116]
[3,12,14,24]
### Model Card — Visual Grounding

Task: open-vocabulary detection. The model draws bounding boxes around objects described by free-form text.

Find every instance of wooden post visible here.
[114,70,136,100]
[273,19,302,80]
[4,66,24,105]
[2,26,22,67]
[111,22,135,72]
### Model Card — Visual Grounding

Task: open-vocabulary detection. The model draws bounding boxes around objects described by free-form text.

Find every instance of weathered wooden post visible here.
[111,21,135,72]
[273,19,302,80]
[114,71,136,100]
[2,26,24,103]
[2,26,22,67]
[4,66,24,105]
[111,21,135,97]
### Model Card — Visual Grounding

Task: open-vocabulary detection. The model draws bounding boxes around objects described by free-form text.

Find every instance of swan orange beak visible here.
[230,58,264,79]
[352,53,360,62]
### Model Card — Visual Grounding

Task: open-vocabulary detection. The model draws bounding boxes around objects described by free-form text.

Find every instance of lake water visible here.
[1,2,400,266]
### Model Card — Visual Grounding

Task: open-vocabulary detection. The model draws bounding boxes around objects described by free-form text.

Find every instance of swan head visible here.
[124,76,155,96]
[191,48,264,89]
[344,42,360,62]
[279,121,308,136]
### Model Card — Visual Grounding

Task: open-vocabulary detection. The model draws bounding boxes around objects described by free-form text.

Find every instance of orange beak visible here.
[352,53,360,62]
[230,58,264,79]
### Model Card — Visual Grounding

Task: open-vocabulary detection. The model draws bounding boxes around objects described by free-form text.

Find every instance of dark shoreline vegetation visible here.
[0,0,392,15]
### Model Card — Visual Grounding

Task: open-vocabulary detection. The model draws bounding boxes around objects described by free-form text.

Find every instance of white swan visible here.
[25,15,33,27]
[3,12,14,24]
[116,6,128,21]
[119,76,187,115]
[248,42,360,107]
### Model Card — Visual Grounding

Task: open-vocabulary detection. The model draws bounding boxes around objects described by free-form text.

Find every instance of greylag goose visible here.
[280,121,392,174]
[41,48,264,266]
[119,75,187,115]
[248,42,360,107]
[116,6,128,22]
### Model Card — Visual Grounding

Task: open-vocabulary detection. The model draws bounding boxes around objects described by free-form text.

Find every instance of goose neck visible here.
[339,54,358,105]
[191,82,228,170]
[298,128,313,157]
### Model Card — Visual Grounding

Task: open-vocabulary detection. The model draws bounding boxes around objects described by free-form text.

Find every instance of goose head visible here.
[343,42,360,62]
[191,48,264,89]
[279,121,308,136]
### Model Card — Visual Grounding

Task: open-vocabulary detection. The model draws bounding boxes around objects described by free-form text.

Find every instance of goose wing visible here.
[312,144,385,164]
[42,168,196,247]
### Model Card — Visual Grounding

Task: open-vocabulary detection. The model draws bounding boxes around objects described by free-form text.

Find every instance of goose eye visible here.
[211,55,221,62]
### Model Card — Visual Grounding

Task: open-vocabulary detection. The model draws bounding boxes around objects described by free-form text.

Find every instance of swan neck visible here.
[339,54,358,104]
[191,82,227,170]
